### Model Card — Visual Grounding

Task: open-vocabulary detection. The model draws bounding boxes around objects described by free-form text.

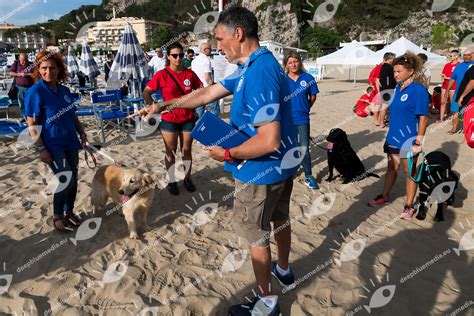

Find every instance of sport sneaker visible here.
[271,261,296,291]
[183,178,196,192]
[368,194,389,207]
[166,182,179,195]
[400,205,415,219]
[304,175,319,190]
[228,295,280,316]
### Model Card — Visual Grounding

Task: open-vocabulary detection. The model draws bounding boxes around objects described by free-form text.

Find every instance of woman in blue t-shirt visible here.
[25,51,88,232]
[368,53,430,219]
[283,52,320,189]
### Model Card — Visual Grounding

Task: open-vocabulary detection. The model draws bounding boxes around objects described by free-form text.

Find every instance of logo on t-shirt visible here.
[64,95,71,103]
[237,76,245,92]
[183,79,191,87]
[300,80,307,87]
[401,94,408,102]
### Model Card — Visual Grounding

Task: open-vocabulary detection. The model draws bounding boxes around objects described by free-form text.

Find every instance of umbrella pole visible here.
[354,66,357,86]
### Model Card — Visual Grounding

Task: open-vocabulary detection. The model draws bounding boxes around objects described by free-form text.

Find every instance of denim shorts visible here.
[159,118,196,133]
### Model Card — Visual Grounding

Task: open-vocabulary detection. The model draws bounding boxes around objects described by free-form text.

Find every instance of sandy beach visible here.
[1,64,473,316]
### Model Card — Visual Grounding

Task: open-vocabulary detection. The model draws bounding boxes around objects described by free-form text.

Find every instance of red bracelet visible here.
[224,149,235,163]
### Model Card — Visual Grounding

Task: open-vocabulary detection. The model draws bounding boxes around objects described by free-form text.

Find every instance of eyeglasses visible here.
[204,47,211,51]
[170,53,185,59]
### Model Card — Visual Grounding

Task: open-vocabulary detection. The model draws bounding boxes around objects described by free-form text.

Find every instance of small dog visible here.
[91,165,155,239]
[325,128,379,183]
[416,151,458,222]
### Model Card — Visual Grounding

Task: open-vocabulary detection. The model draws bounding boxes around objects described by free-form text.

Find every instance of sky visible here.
[0,0,102,26]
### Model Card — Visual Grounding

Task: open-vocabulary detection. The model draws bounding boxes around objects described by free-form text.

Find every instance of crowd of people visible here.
[17,5,474,315]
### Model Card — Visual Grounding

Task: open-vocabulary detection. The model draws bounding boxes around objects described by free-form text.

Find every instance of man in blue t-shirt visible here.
[131,6,298,315]
[445,49,473,134]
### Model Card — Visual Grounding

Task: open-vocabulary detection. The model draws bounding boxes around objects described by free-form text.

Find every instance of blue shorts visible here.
[159,118,196,133]
[451,92,459,112]
[383,141,412,159]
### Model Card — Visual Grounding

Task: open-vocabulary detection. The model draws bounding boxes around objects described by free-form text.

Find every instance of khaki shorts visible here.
[233,177,294,247]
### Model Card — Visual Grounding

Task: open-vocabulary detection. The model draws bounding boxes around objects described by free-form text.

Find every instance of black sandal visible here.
[64,213,84,228]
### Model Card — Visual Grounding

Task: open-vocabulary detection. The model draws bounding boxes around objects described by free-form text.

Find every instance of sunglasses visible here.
[170,53,185,59]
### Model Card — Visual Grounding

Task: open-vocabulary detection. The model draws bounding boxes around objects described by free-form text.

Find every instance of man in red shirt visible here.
[142,42,202,195]
[9,52,34,120]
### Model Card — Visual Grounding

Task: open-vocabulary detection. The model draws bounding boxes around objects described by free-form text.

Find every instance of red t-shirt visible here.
[147,66,202,123]
[441,62,459,90]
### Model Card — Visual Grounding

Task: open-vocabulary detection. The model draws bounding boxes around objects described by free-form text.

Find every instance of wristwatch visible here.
[36,145,46,153]
[224,149,235,163]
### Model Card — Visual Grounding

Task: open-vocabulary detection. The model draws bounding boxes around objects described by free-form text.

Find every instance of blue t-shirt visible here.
[286,71,319,125]
[220,47,298,185]
[386,82,429,151]
[25,79,82,154]
[451,61,474,110]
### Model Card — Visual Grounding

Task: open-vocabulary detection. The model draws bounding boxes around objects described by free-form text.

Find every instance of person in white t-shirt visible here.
[149,48,166,75]
[192,42,220,117]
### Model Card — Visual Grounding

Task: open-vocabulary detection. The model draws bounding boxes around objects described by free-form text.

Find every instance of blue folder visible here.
[191,111,249,166]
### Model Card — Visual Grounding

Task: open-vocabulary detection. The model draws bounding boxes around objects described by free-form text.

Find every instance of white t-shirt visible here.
[149,55,166,74]
[191,53,212,87]
[424,68,431,78]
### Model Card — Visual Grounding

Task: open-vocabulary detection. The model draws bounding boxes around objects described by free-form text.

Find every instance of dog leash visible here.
[83,143,98,169]
[407,150,442,183]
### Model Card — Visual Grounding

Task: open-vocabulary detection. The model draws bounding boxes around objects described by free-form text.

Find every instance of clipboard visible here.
[191,111,249,167]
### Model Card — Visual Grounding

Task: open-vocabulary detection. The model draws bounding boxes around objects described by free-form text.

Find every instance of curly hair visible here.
[392,51,426,85]
[31,50,68,83]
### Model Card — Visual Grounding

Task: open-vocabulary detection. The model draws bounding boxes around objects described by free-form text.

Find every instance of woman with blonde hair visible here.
[283,52,320,189]
[368,52,430,220]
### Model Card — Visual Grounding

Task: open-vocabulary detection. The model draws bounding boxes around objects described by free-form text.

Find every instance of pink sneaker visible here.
[368,194,389,207]
[400,206,415,219]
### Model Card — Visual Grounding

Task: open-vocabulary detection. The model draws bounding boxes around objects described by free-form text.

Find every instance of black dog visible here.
[325,128,379,184]
[416,151,458,222]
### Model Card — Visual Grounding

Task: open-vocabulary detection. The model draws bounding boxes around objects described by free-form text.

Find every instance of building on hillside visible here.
[79,15,171,50]
[1,23,50,50]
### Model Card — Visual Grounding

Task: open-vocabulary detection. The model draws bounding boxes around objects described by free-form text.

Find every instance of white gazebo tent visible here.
[315,40,377,84]
[361,36,446,65]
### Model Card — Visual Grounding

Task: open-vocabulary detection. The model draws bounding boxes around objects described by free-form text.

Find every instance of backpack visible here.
[368,63,382,87]
[464,99,474,148]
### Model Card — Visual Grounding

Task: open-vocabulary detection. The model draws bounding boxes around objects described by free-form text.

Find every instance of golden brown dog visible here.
[91,165,155,239]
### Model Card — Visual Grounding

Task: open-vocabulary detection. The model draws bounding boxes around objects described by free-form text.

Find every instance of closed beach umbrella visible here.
[79,42,100,78]
[107,24,148,94]
[66,45,79,79]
